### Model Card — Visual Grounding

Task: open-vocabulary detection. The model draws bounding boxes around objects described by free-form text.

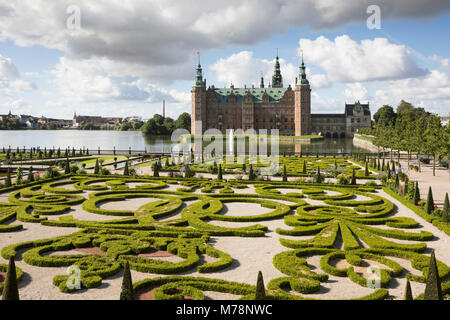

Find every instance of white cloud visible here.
[299,35,427,83]
[210,51,296,88]
[1,0,449,83]
[344,83,369,101]
[209,51,331,89]
[0,53,36,95]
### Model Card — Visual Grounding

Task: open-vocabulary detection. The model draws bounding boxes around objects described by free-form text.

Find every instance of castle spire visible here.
[272,50,283,88]
[297,51,309,86]
[194,52,205,87]
[260,72,265,88]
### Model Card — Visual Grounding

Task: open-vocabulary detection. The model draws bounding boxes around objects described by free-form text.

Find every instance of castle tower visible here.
[271,53,283,88]
[191,57,206,134]
[294,55,311,136]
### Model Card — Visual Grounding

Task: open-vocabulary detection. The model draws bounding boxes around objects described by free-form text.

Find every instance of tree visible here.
[404,279,413,300]
[423,115,444,176]
[423,250,443,300]
[282,165,287,182]
[175,112,191,131]
[442,193,449,223]
[2,256,19,300]
[120,261,134,300]
[425,186,434,214]
[255,271,266,300]
[374,105,396,127]
[123,161,129,176]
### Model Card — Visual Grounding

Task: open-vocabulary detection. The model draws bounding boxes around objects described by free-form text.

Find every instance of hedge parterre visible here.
[0,173,448,300]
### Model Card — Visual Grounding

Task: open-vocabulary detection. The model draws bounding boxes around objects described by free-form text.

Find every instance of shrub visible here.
[337,174,349,185]
[70,164,79,174]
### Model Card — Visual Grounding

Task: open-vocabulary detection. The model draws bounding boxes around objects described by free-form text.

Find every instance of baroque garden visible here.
[0,147,448,300]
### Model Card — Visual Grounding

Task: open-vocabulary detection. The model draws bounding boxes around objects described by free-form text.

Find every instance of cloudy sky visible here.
[1,0,450,119]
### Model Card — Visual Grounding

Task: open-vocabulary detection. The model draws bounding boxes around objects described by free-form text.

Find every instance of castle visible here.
[191,55,371,138]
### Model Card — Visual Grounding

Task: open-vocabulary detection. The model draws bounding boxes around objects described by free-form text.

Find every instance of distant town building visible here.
[191,53,371,137]
[441,115,449,126]
[72,113,123,128]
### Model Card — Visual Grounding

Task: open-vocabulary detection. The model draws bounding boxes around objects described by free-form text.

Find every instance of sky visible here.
[1,0,450,120]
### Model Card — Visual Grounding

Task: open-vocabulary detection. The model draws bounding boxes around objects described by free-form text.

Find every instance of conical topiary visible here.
[404,279,413,300]
[27,167,34,183]
[423,250,443,300]
[413,181,420,205]
[394,173,400,190]
[123,162,129,176]
[217,164,223,180]
[442,193,449,223]
[2,256,19,300]
[365,162,369,177]
[65,159,70,174]
[425,186,434,214]
[255,271,266,300]
[302,160,306,174]
[120,261,134,300]
[5,169,11,187]
[94,159,100,175]
[249,164,255,181]
[350,168,356,185]
[282,165,287,182]
[152,161,160,177]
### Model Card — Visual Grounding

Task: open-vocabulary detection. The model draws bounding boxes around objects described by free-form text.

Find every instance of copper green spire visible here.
[272,50,283,88]
[298,51,309,86]
[194,52,205,87]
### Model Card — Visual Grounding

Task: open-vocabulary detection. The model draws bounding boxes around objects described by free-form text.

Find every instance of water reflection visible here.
[0,130,371,154]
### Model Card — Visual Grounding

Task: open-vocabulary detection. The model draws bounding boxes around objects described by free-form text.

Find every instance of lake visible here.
[0,130,372,154]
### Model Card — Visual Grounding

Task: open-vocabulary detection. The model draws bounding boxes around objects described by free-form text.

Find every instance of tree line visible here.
[141,112,190,136]
[358,100,449,176]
